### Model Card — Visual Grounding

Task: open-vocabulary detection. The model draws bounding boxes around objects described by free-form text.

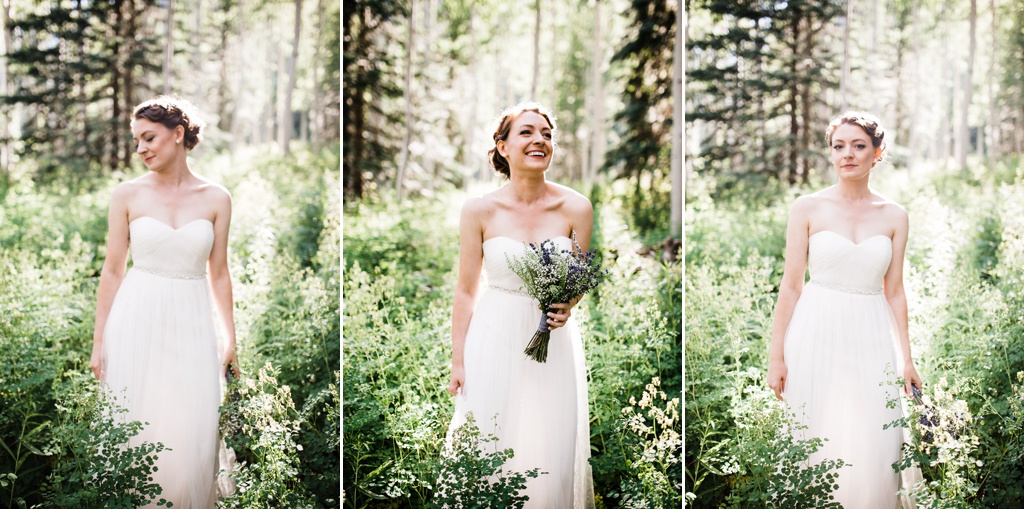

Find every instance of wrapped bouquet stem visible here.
[505,231,609,362]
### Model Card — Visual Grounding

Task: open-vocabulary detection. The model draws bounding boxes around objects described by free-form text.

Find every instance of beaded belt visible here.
[133,266,206,280]
[488,285,532,298]
[808,280,882,295]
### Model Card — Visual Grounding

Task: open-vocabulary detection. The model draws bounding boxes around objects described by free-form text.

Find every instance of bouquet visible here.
[505,231,609,362]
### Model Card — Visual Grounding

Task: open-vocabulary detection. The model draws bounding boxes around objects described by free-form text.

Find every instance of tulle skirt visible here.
[102,268,220,508]
[447,287,595,509]
[783,283,904,509]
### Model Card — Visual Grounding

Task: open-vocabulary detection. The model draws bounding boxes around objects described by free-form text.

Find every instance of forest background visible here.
[687,0,1024,507]
[0,0,341,504]
[343,0,682,508]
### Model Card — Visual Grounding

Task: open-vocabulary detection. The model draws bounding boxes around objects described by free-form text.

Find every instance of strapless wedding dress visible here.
[783,230,905,508]
[445,236,595,508]
[103,216,220,508]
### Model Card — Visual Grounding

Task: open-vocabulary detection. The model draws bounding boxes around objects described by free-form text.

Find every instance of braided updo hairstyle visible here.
[132,96,206,152]
[825,111,887,164]
[487,102,557,179]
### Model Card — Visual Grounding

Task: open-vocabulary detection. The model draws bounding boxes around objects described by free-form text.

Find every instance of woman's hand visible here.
[767,358,787,400]
[90,341,105,381]
[903,361,923,395]
[546,297,580,330]
[448,364,465,396]
[222,346,240,378]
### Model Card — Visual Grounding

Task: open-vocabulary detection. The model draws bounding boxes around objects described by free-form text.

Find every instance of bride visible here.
[766,111,923,507]
[90,96,238,508]
[444,102,595,508]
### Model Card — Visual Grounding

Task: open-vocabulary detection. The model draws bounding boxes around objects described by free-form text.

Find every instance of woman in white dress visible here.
[90,96,239,508]
[444,102,595,508]
[766,111,924,508]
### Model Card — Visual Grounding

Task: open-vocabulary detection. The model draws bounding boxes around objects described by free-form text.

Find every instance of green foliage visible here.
[687,0,843,183]
[615,378,683,509]
[40,372,170,508]
[889,376,982,508]
[3,0,159,175]
[430,413,542,509]
[218,363,315,509]
[603,0,676,238]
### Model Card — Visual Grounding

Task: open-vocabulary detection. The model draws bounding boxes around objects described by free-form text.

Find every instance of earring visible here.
[176,139,181,144]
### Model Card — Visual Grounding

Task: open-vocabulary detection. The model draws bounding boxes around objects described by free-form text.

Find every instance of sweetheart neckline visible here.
[130,216,213,231]
[483,235,571,245]
[810,230,890,245]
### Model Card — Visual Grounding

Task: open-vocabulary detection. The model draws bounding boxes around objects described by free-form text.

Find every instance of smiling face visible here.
[829,123,882,181]
[132,118,183,171]
[496,111,554,176]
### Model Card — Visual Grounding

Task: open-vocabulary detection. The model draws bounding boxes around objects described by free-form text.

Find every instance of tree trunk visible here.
[841,0,851,111]
[163,0,174,94]
[587,0,605,182]
[229,0,247,158]
[800,14,813,184]
[217,9,231,132]
[111,0,123,171]
[395,0,415,202]
[277,0,302,155]
[531,0,540,100]
[670,4,682,235]
[987,0,998,161]
[344,9,365,197]
[123,0,139,168]
[907,0,920,171]
[310,0,325,150]
[787,8,802,184]
[958,0,976,170]
[191,0,202,99]
[0,0,11,174]
[464,4,480,186]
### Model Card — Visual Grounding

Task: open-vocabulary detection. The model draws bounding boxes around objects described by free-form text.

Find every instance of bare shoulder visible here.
[463,193,496,215]
[548,182,592,212]
[195,176,231,203]
[790,191,824,217]
[110,179,140,201]
[870,191,907,218]
[459,194,496,234]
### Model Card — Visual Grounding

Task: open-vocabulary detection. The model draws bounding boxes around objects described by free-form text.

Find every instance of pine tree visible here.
[603,0,676,236]
[343,0,405,199]
[2,0,157,180]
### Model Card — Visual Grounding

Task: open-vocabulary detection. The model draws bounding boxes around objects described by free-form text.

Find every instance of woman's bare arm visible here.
[447,198,486,396]
[91,184,133,380]
[883,206,920,394]
[206,188,239,377]
[767,196,813,400]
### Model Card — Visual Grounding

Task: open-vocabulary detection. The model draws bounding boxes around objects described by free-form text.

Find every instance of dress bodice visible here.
[483,236,572,293]
[129,217,214,277]
[807,230,892,293]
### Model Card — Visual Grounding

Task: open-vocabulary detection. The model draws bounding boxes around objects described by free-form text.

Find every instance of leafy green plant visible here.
[218,362,314,509]
[430,413,542,509]
[616,377,683,509]
[39,372,170,508]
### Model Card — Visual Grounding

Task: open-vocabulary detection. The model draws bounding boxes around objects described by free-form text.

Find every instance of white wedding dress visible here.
[103,216,220,508]
[783,230,905,508]
[446,235,595,508]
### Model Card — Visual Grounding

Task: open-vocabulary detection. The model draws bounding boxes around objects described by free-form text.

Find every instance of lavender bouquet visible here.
[505,231,609,362]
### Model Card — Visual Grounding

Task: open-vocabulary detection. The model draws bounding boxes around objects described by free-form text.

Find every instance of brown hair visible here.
[487,102,557,179]
[132,96,206,151]
[825,111,887,163]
